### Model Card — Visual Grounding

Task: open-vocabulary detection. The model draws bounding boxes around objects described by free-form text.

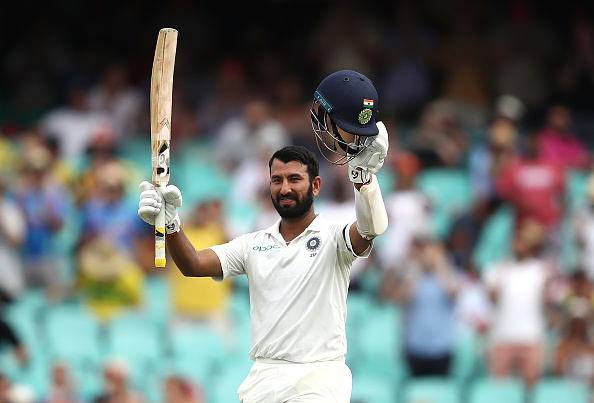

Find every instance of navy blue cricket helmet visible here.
[310,70,379,164]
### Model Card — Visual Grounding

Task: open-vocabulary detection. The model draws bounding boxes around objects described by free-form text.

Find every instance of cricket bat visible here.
[151,28,178,267]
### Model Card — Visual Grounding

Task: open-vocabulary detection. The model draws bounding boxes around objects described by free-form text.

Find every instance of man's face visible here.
[269,159,320,219]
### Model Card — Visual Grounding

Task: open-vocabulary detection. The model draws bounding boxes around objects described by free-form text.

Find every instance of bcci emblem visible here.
[358,108,372,125]
[306,236,322,251]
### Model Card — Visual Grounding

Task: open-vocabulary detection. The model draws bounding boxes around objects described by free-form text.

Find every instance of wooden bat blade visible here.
[151,28,177,268]
[151,27,177,187]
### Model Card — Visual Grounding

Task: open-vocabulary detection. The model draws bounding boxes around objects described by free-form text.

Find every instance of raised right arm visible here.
[138,181,223,278]
[166,229,223,277]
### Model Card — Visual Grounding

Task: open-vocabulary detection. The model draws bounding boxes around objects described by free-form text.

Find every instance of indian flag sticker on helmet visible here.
[358,108,372,124]
[363,99,374,108]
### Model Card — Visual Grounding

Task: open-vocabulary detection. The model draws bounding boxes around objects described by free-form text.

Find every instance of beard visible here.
[271,183,314,219]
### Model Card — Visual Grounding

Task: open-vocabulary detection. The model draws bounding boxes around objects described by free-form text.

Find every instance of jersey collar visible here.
[265,213,326,237]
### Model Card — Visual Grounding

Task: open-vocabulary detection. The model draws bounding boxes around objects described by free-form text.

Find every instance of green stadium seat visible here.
[416,168,473,239]
[473,205,514,270]
[468,377,525,403]
[43,302,102,367]
[209,356,252,403]
[533,378,590,403]
[402,377,462,403]
[352,301,407,382]
[351,373,399,403]
[169,323,230,385]
[142,275,171,329]
[565,169,589,213]
[451,331,481,382]
[104,311,165,389]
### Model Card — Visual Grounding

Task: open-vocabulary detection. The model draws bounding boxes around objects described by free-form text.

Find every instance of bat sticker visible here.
[156,142,170,177]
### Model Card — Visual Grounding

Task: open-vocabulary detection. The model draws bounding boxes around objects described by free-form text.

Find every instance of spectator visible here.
[381,237,459,377]
[272,75,312,149]
[163,376,205,403]
[488,0,560,113]
[6,384,36,403]
[555,12,594,139]
[0,176,26,303]
[447,199,500,336]
[14,144,70,292]
[44,361,82,403]
[78,160,144,256]
[376,152,431,271]
[434,2,490,113]
[0,371,9,403]
[378,0,438,121]
[453,256,492,338]
[194,59,248,139]
[87,61,144,138]
[168,199,233,337]
[408,99,470,168]
[468,97,523,201]
[554,308,594,385]
[483,219,553,387]
[214,97,290,174]
[536,104,590,170]
[0,313,28,367]
[39,76,115,163]
[77,237,144,324]
[252,185,280,233]
[496,130,565,262]
[447,197,502,270]
[559,270,594,324]
[93,357,144,403]
[306,0,382,78]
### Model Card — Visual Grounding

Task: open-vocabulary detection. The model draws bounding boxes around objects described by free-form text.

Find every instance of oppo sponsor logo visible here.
[253,245,280,252]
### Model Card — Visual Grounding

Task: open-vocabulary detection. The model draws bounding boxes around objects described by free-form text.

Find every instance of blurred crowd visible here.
[2,0,594,402]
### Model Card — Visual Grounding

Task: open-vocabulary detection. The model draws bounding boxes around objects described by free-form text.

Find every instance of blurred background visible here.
[1,0,594,402]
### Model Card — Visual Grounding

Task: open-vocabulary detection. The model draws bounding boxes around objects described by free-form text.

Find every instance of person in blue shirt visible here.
[381,236,460,376]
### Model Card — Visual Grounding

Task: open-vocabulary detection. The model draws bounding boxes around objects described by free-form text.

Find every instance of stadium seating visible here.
[351,373,399,403]
[416,168,473,239]
[472,205,514,270]
[451,330,484,383]
[142,274,172,329]
[532,378,590,403]
[103,310,165,390]
[208,355,253,403]
[168,322,229,386]
[43,302,103,366]
[467,377,525,403]
[402,377,463,403]
[354,299,406,383]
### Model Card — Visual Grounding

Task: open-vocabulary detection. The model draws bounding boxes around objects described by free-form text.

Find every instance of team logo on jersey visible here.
[306,236,322,251]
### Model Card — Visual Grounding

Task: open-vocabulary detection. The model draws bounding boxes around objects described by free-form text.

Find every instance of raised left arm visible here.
[348,122,389,255]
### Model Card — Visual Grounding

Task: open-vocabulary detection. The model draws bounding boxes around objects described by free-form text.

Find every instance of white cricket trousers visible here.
[237,358,352,402]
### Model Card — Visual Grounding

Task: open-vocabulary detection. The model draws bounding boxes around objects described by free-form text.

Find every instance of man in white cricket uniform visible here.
[138,70,389,402]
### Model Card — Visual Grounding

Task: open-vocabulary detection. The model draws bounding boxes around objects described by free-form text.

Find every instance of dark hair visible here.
[269,145,319,182]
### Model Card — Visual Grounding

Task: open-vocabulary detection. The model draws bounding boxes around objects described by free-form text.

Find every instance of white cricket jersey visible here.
[209,214,371,363]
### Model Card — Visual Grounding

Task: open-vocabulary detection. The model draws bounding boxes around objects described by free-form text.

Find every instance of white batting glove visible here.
[138,181,183,235]
[347,121,389,184]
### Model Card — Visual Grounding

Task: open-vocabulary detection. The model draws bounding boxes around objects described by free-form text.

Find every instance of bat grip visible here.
[155,186,166,267]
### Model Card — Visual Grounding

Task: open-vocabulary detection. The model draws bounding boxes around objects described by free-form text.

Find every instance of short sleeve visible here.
[209,233,250,281]
[334,221,372,270]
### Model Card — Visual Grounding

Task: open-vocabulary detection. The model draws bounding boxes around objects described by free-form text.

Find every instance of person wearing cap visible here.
[138,70,389,402]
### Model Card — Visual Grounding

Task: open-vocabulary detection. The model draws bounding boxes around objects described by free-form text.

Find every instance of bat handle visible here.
[155,186,166,267]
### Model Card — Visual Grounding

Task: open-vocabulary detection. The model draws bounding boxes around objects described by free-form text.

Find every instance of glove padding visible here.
[347,121,389,183]
[138,181,182,234]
